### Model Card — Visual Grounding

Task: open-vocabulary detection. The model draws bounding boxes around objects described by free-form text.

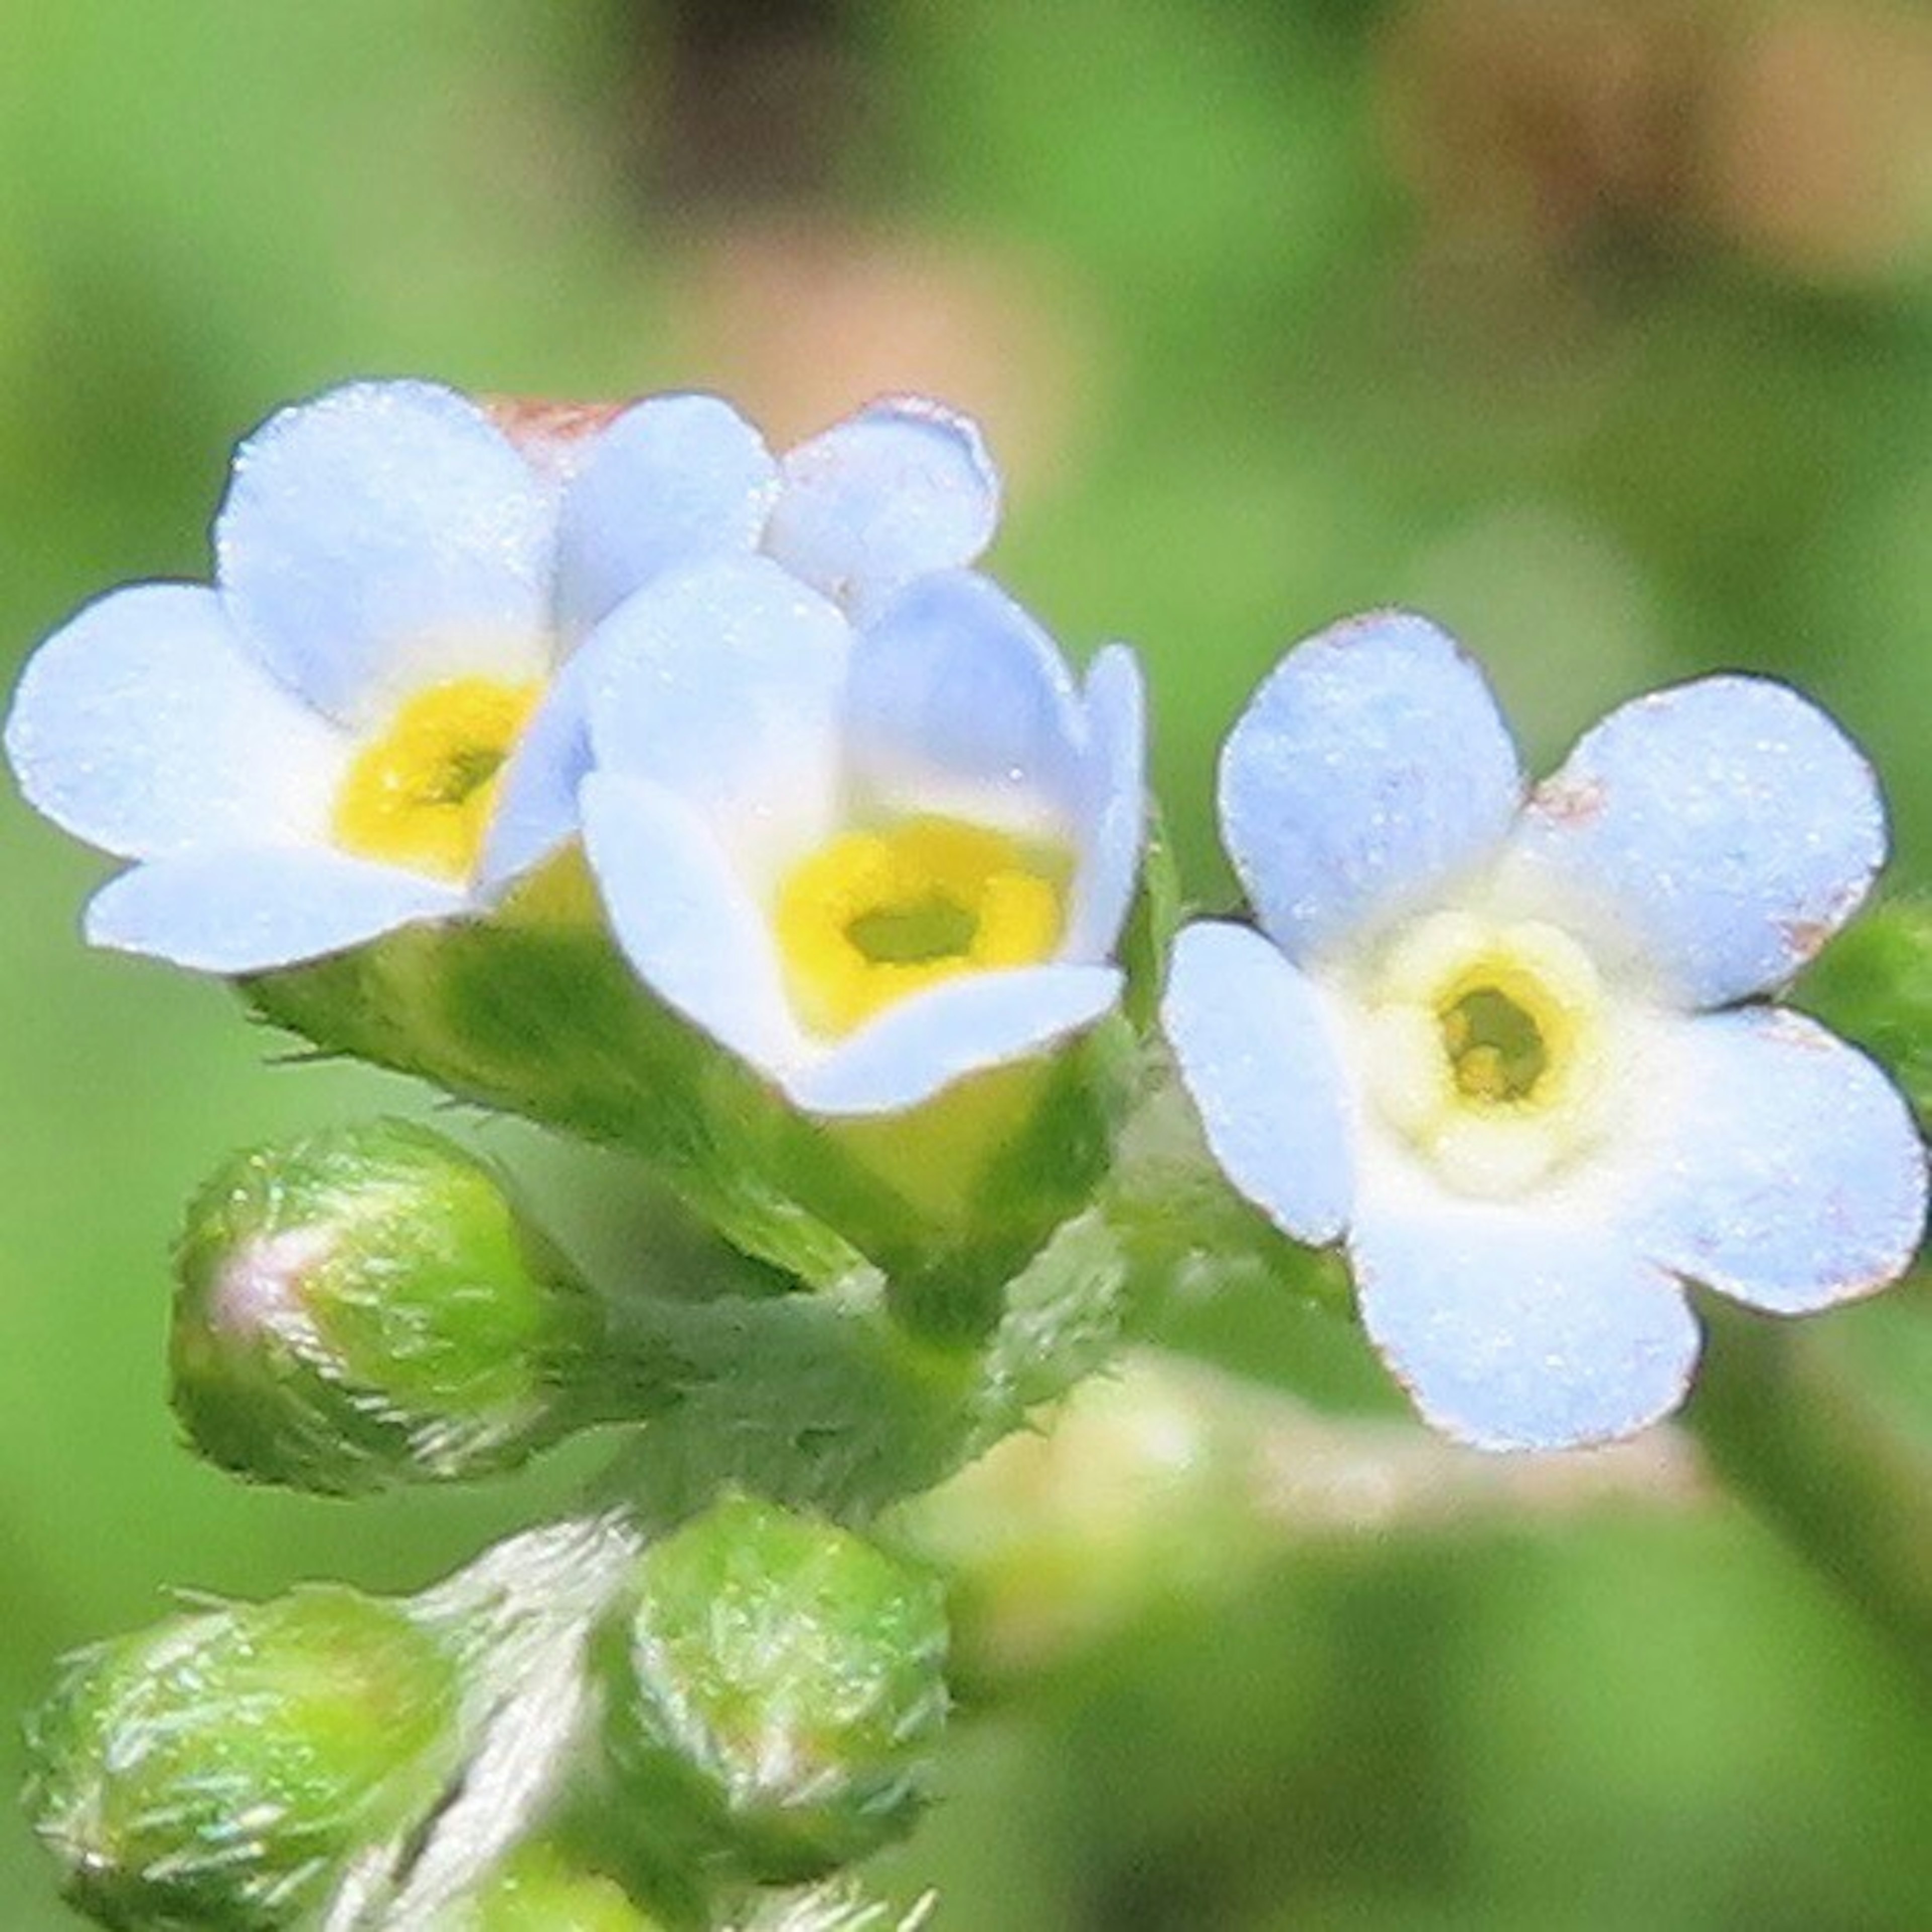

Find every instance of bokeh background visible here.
[4,4,1931,1926]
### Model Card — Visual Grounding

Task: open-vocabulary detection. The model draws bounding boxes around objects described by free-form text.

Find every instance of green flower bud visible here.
[596,1495,949,1883]
[25,1586,459,1930]
[432,1842,664,1931]
[172,1119,607,1493]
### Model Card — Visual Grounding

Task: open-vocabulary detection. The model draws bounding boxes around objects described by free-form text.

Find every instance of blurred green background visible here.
[3,4,1930,1926]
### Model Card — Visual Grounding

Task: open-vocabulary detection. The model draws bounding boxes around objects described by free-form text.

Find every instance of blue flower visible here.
[7,382,998,975]
[1163,612,1928,1451]
[578,559,1144,1115]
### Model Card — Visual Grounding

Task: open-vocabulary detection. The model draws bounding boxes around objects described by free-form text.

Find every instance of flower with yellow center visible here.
[1358,910,1612,1198]
[1165,611,1925,1453]
[333,678,544,884]
[579,558,1144,1117]
[8,377,1008,976]
[3,381,568,971]
[774,816,1068,1037]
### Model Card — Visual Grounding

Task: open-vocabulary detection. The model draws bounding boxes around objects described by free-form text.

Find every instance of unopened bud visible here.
[597,1495,949,1882]
[172,1119,606,1493]
[26,1586,459,1930]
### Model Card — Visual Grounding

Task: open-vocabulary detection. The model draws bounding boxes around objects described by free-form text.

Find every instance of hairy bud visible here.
[25,1586,459,1930]
[172,1119,606,1493]
[596,1495,949,1882]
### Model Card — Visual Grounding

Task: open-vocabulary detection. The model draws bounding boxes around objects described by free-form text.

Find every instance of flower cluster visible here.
[6,379,1924,1458]
[6,381,1018,982]
[9,373,1931,1931]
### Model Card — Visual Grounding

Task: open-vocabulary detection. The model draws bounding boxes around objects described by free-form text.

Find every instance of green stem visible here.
[899,1350,1702,1694]
[1685,1295,1932,1688]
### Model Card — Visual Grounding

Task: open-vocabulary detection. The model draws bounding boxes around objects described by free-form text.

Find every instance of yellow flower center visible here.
[774,815,1068,1037]
[333,677,542,882]
[1360,911,1610,1197]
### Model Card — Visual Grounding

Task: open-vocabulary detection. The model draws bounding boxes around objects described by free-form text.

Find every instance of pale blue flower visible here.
[469,392,1000,887]
[578,559,1143,1116]
[7,383,999,974]
[1164,612,1927,1451]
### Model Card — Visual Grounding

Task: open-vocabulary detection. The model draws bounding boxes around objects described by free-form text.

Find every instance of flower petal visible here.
[786,965,1121,1116]
[473,643,601,895]
[1507,676,1885,1007]
[765,398,999,620]
[1062,645,1148,962]
[1220,611,1522,963]
[579,772,804,1076]
[554,393,778,641]
[217,380,555,728]
[584,556,849,886]
[6,584,343,860]
[1349,1196,1700,1451]
[83,848,465,973]
[1633,1007,1926,1313]
[844,570,1086,837]
[1161,921,1353,1245]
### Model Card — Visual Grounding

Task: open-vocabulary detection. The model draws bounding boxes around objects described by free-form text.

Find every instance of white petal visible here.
[766,398,1000,620]
[217,379,555,728]
[554,393,777,641]
[786,965,1121,1116]
[1063,645,1148,963]
[1220,611,1522,963]
[1349,1193,1700,1451]
[1161,921,1353,1246]
[1506,676,1886,1007]
[473,643,600,895]
[84,848,465,973]
[579,773,805,1077]
[7,584,342,859]
[845,570,1086,836]
[584,557,849,889]
[1634,1006,1926,1313]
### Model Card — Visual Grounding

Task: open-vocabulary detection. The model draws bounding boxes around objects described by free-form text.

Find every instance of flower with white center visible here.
[1162,612,1927,1451]
[6,382,999,974]
[577,559,1144,1116]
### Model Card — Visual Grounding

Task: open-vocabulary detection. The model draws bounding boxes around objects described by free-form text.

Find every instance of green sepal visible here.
[171,1119,609,1494]
[1100,1040,1356,1315]
[428,1841,666,1931]
[1117,796,1182,1032]
[1796,897,1932,1134]
[248,912,870,1290]
[247,898,1139,1316]
[25,1587,460,1931]
[592,1495,949,1884]
[825,1013,1137,1343]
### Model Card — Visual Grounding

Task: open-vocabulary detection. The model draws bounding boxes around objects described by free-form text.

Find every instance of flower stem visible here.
[1684,1294,1932,1690]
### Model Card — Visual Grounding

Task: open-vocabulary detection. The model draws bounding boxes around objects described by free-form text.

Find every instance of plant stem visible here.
[1684,1294,1932,1689]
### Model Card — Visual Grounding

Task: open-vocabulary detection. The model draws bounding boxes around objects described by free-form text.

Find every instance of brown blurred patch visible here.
[661,219,1109,494]
[1376,0,1710,260]
[1378,0,1932,290]
[1695,3,1932,285]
